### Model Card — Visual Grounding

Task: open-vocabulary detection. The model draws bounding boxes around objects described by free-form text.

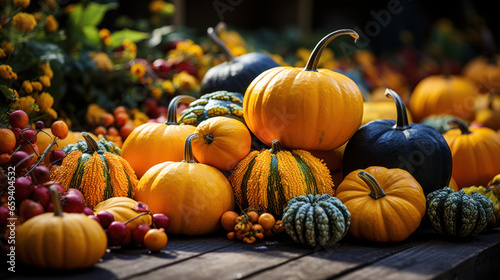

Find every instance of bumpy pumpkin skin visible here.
[409,75,478,122]
[336,167,426,242]
[121,95,196,178]
[243,30,363,151]
[426,187,494,238]
[282,194,350,247]
[343,89,452,196]
[443,122,500,189]
[93,197,152,230]
[135,135,234,235]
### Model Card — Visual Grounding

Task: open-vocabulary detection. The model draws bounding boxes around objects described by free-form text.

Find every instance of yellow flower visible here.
[33,12,43,22]
[34,92,54,112]
[0,65,17,80]
[2,42,14,54]
[22,80,33,93]
[11,96,36,114]
[99,28,111,45]
[39,63,53,79]
[13,12,37,33]
[132,111,149,126]
[14,0,30,9]
[130,63,146,79]
[89,52,114,72]
[39,75,51,88]
[123,39,137,59]
[230,46,246,57]
[46,108,58,119]
[151,87,163,100]
[0,49,5,59]
[46,15,58,32]
[172,71,199,90]
[149,0,165,13]
[31,81,43,91]
[161,80,176,95]
[8,88,19,100]
[186,44,204,58]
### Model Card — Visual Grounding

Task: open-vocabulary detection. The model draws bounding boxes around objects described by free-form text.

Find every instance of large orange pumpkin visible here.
[191,116,251,171]
[243,29,363,150]
[336,167,426,242]
[409,75,478,123]
[443,119,500,189]
[135,134,234,235]
[121,95,196,178]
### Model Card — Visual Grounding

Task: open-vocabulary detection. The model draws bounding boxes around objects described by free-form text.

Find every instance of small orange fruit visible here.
[144,228,168,252]
[220,210,239,231]
[0,128,16,152]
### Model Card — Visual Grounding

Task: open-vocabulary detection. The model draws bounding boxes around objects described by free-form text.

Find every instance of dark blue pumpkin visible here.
[342,89,453,195]
[200,27,279,95]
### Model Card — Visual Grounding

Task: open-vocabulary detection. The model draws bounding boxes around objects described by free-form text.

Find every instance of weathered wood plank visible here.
[336,228,500,280]
[125,238,313,280]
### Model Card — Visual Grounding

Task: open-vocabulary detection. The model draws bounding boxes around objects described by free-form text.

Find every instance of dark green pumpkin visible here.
[427,187,494,237]
[200,27,279,95]
[63,137,121,156]
[178,91,244,126]
[342,89,452,195]
[421,114,468,134]
[282,194,350,247]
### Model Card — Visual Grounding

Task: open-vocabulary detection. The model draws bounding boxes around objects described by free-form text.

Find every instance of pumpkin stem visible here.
[448,119,472,135]
[270,139,283,154]
[207,27,235,62]
[165,95,197,125]
[203,133,214,144]
[385,88,410,130]
[183,134,199,163]
[49,185,63,217]
[304,29,359,71]
[358,171,386,200]
[82,132,100,153]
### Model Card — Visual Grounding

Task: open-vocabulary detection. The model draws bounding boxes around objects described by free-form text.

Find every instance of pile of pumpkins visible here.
[20,27,500,270]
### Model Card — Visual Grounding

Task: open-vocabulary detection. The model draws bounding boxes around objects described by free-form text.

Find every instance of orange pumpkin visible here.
[443,119,500,189]
[409,75,478,123]
[191,116,251,171]
[135,134,234,235]
[463,55,500,93]
[93,197,152,230]
[362,101,413,125]
[243,29,363,150]
[336,166,426,242]
[36,128,78,152]
[121,95,196,178]
[474,92,500,130]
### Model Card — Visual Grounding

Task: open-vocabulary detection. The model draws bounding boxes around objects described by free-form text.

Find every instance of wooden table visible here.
[3,227,500,280]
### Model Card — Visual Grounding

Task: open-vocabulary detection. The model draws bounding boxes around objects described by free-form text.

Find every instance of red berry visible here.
[13,176,34,200]
[97,211,114,229]
[60,194,85,213]
[19,199,45,221]
[83,207,94,216]
[132,223,151,246]
[49,150,65,164]
[31,165,51,185]
[107,221,128,241]
[88,215,100,224]
[0,206,8,228]
[35,121,44,130]
[152,213,170,230]
[32,185,51,208]
[10,151,32,170]
[9,110,29,128]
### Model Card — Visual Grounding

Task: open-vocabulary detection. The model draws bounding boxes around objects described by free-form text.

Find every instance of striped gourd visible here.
[229,139,334,217]
[51,132,138,208]
[426,187,494,238]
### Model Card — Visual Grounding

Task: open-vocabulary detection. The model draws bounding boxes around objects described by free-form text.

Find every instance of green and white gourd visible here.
[426,187,494,238]
[178,91,244,126]
[63,138,121,156]
[282,194,350,247]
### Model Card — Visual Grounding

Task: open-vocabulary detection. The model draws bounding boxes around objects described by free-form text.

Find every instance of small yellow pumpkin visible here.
[93,197,152,230]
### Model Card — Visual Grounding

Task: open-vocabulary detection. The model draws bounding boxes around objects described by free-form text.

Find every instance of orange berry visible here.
[113,106,127,116]
[246,210,259,223]
[107,127,119,136]
[220,210,239,231]
[50,120,69,139]
[144,228,168,252]
[94,126,107,136]
[114,112,129,127]
[101,113,115,127]
[0,128,16,152]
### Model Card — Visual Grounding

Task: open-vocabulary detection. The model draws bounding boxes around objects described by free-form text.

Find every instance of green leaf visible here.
[69,2,117,28]
[0,85,16,101]
[82,26,101,47]
[109,29,149,49]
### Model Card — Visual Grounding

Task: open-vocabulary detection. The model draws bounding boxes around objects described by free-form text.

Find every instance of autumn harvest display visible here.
[2,0,500,275]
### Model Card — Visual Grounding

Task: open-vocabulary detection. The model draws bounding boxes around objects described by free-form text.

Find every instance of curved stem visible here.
[385,88,410,130]
[82,132,99,153]
[166,95,197,125]
[448,119,472,135]
[270,139,284,154]
[207,27,235,62]
[304,29,359,71]
[183,134,199,163]
[124,212,152,225]
[358,171,386,200]
[49,185,63,217]
[203,133,214,144]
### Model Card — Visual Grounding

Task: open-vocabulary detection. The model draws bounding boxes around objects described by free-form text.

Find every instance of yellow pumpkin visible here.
[243,29,363,150]
[409,75,478,123]
[16,185,107,269]
[121,95,196,178]
[191,116,251,171]
[135,134,234,235]
[93,197,152,230]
